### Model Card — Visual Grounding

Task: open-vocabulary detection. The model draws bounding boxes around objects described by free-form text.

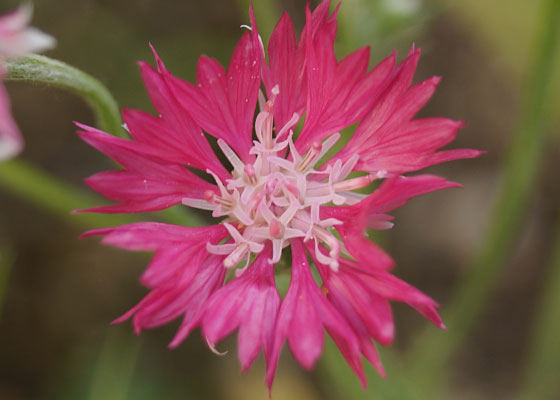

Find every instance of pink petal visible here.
[202,246,280,371]
[313,249,395,345]
[82,223,228,288]
[263,12,306,131]
[126,54,229,180]
[321,175,459,271]
[163,15,262,162]
[168,254,228,347]
[86,221,229,337]
[125,254,226,335]
[358,174,461,215]
[295,5,394,153]
[266,239,363,389]
[76,124,217,213]
[0,4,55,58]
[0,76,22,160]
[329,48,481,174]
[82,222,227,248]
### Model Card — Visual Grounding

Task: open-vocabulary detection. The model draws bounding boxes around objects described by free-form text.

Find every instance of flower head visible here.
[79,0,481,389]
[0,3,56,161]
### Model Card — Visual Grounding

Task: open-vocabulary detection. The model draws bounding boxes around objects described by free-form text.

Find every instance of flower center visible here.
[182,88,374,273]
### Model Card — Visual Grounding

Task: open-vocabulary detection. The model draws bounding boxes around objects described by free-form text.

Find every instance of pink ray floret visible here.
[0,3,55,161]
[78,0,481,390]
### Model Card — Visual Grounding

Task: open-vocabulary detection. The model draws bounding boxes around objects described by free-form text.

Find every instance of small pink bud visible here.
[311,141,322,153]
[269,219,284,239]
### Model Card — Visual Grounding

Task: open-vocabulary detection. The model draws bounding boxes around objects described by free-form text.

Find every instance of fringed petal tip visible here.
[471,149,487,157]
[78,227,112,240]
[408,43,422,55]
[147,42,167,72]
[167,338,182,350]
[73,121,98,133]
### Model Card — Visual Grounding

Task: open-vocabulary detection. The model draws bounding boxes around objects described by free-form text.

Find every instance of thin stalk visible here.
[407,0,560,396]
[87,328,141,400]
[516,223,560,400]
[5,55,123,136]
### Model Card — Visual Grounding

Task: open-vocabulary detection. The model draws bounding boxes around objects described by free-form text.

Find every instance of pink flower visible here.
[0,4,55,161]
[79,0,481,389]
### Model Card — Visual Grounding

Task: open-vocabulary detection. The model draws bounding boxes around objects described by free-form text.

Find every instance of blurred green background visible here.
[0,0,559,399]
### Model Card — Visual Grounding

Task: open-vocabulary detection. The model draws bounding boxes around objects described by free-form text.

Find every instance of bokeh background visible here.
[0,0,559,399]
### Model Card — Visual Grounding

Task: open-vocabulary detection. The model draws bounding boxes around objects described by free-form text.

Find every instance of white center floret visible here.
[182,86,374,273]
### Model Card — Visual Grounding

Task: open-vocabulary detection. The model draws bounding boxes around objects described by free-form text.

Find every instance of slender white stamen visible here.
[217,139,244,174]
[224,243,249,268]
[316,133,341,162]
[276,112,300,139]
[182,197,216,211]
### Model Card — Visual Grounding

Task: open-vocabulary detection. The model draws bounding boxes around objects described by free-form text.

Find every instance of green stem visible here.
[516,223,560,400]
[4,55,123,136]
[0,159,137,229]
[87,328,141,400]
[407,0,560,395]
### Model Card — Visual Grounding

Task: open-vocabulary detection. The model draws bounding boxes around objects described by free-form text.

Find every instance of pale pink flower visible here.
[0,3,55,160]
[79,0,480,389]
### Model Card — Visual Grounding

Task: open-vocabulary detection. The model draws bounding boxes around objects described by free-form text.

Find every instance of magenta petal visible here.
[267,240,362,389]
[87,222,230,336]
[312,248,395,346]
[263,12,306,131]
[134,53,229,180]
[82,222,228,288]
[329,48,481,174]
[82,222,227,251]
[321,175,459,271]
[76,124,217,213]
[168,254,228,347]
[132,254,226,336]
[359,174,461,215]
[201,245,280,371]
[164,24,261,162]
[295,5,394,153]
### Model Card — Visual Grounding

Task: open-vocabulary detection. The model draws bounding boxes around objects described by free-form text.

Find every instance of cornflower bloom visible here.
[79,0,480,389]
[0,3,55,160]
